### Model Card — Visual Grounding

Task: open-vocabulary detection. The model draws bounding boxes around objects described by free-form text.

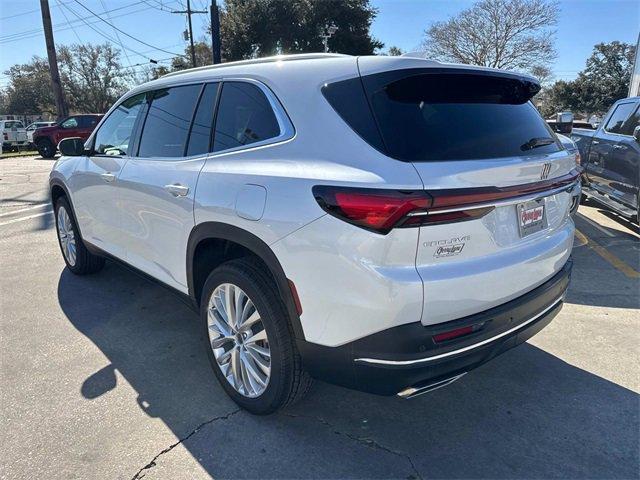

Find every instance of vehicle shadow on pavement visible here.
[57,263,639,479]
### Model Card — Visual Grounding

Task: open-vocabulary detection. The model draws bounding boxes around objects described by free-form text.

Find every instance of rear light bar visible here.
[313,169,579,235]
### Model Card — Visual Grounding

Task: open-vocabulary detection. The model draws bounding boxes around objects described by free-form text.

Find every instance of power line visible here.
[71,0,186,57]
[1,1,150,43]
[99,0,133,68]
[54,0,82,44]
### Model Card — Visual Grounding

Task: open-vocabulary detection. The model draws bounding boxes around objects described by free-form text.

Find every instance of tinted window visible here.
[4,121,24,128]
[605,102,637,135]
[187,83,219,156]
[213,82,280,152]
[80,116,100,129]
[94,93,146,155]
[361,71,558,161]
[61,117,78,129]
[620,106,640,136]
[138,84,202,158]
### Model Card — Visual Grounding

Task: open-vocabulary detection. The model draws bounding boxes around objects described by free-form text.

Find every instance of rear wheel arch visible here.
[187,222,305,340]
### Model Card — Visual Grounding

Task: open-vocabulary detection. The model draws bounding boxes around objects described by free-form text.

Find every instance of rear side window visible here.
[604,102,637,135]
[187,82,219,156]
[138,84,202,158]
[213,82,280,152]
[80,116,100,129]
[325,69,560,162]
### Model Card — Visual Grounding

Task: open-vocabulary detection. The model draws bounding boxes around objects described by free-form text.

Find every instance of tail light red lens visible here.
[313,170,579,234]
[313,186,432,234]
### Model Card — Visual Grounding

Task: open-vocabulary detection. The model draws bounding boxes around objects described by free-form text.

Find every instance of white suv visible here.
[50,54,580,414]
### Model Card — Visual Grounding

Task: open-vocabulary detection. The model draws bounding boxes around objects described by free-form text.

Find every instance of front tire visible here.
[54,197,105,275]
[201,258,312,414]
[36,138,55,158]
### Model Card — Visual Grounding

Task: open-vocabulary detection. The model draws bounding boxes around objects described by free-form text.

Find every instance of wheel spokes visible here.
[207,282,271,398]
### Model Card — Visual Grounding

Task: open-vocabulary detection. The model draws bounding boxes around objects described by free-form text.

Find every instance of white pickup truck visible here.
[1,120,28,151]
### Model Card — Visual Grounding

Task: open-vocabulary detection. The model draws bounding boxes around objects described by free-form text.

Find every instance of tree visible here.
[1,57,55,115]
[422,0,558,73]
[57,43,131,113]
[387,46,403,56]
[219,0,383,61]
[171,42,213,71]
[539,41,635,117]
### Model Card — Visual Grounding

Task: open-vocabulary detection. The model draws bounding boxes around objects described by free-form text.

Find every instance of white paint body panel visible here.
[51,54,577,348]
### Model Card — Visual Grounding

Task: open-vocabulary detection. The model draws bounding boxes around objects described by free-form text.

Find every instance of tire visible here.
[200,258,312,414]
[54,196,105,275]
[36,138,55,158]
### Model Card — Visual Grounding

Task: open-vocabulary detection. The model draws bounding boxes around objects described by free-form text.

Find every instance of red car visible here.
[33,114,103,158]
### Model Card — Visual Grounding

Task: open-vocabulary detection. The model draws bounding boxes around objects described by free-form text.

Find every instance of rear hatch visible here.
[358,58,578,325]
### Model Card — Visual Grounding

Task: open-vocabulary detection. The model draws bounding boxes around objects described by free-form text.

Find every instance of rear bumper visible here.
[298,257,572,396]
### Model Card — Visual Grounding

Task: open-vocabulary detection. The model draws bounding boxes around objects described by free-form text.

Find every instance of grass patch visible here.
[0,149,40,158]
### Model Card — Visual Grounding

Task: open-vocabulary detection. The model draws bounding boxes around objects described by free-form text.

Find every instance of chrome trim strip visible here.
[397,372,467,399]
[406,181,579,217]
[354,295,564,366]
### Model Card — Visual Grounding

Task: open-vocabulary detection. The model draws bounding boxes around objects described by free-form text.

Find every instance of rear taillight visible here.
[313,186,494,234]
[313,186,431,234]
[314,169,579,235]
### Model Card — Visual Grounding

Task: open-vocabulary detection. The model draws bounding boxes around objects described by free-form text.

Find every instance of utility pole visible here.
[172,0,207,68]
[320,23,338,53]
[210,0,221,64]
[39,0,68,120]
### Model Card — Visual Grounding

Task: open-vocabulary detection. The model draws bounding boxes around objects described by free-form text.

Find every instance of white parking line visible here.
[0,203,50,218]
[0,209,53,226]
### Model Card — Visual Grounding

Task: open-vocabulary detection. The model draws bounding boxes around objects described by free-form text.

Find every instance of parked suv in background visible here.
[50,54,580,414]
[34,114,102,158]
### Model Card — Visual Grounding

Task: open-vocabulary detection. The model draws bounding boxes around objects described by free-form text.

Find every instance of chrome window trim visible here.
[354,295,564,366]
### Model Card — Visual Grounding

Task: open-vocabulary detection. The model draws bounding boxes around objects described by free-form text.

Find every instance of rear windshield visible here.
[323,69,560,162]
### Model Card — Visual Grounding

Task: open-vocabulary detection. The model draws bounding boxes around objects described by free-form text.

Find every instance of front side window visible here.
[93,93,146,155]
[61,117,78,129]
[213,82,280,152]
[604,102,636,135]
[138,84,202,158]
[4,121,24,129]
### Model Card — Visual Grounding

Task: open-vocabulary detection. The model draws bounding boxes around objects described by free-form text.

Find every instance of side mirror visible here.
[634,126,640,143]
[58,137,85,156]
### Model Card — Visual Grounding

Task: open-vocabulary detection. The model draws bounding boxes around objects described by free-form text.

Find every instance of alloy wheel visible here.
[56,205,77,266]
[207,283,271,397]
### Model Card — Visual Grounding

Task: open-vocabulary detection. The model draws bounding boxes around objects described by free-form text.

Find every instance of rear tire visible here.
[200,258,312,414]
[36,138,55,158]
[54,197,105,275]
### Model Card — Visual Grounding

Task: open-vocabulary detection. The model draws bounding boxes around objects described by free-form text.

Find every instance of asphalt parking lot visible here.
[1,155,638,480]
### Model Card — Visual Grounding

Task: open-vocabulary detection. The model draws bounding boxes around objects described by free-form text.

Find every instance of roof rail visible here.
[162,53,350,79]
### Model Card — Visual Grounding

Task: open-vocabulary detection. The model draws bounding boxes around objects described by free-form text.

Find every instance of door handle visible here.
[101,172,116,183]
[592,140,600,145]
[613,144,624,149]
[164,183,189,197]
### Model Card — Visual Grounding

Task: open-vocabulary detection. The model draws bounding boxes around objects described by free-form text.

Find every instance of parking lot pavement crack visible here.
[130,409,241,480]
[282,413,422,480]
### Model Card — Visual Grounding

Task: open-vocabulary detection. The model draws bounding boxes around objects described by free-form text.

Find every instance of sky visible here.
[0,0,638,89]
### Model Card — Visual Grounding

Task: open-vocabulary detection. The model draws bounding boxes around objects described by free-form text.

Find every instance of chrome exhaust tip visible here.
[397,372,467,399]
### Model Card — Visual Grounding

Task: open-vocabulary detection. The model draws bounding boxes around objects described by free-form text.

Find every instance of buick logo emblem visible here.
[540,163,552,180]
